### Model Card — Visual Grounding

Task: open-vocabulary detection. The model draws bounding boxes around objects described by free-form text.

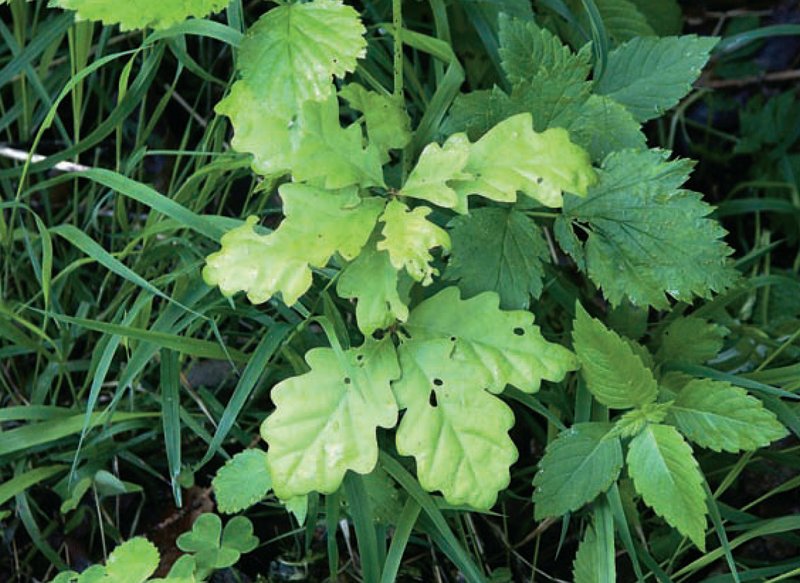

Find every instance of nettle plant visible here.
[42,0,790,576]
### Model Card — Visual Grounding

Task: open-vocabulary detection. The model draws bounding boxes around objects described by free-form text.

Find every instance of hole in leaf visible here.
[449,336,456,342]
[356,354,365,362]
[433,378,444,386]
[513,327,525,336]
[344,377,351,385]
[372,329,385,340]
[429,391,438,407]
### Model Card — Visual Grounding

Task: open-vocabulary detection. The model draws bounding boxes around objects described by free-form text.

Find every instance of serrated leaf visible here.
[55,0,227,30]
[104,538,159,583]
[336,239,410,336]
[655,317,728,365]
[393,340,517,509]
[612,402,672,439]
[445,208,549,310]
[377,200,451,286]
[340,83,411,160]
[261,339,400,499]
[668,379,788,452]
[533,423,623,519]
[573,304,658,408]
[212,449,272,514]
[405,287,577,394]
[561,149,737,308]
[626,424,707,549]
[399,134,472,209]
[567,95,647,162]
[573,527,602,583]
[595,36,718,122]
[451,113,596,208]
[203,184,383,306]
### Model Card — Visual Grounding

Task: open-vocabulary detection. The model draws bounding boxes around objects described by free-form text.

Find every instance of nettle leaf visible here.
[405,287,577,394]
[595,36,718,122]
[451,113,596,208]
[393,340,517,509]
[668,379,788,453]
[212,449,272,514]
[613,402,673,439]
[260,339,400,499]
[340,83,411,159]
[626,424,707,549]
[55,0,227,31]
[533,423,623,519]
[445,208,550,310]
[655,317,728,365]
[573,305,658,408]
[399,134,472,210]
[203,184,383,306]
[336,239,410,336]
[567,95,647,162]
[377,199,451,286]
[558,149,737,309]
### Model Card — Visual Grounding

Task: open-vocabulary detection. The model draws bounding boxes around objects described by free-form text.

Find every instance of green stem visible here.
[392,0,403,103]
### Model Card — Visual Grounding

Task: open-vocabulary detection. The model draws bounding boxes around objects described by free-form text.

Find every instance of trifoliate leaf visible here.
[393,340,517,509]
[377,200,451,286]
[668,379,788,453]
[261,339,400,499]
[445,208,549,310]
[177,514,258,577]
[151,555,197,583]
[399,134,472,210]
[559,149,737,309]
[567,95,647,162]
[595,36,718,122]
[451,114,596,208]
[55,0,227,30]
[212,449,272,514]
[340,83,411,159]
[655,317,728,365]
[203,185,383,306]
[336,238,410,336]
[626,424,707,549]
[104,538,160,583]
[573,304,658,409]
[405,287,577,394]
[533,423,623,519]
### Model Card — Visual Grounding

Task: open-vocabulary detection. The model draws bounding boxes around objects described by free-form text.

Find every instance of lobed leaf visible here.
[55,0,228,30]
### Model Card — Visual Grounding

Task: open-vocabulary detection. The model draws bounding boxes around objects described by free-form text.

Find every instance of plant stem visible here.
[392,0,403,103]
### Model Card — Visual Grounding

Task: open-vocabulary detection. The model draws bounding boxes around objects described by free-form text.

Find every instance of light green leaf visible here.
[595,36,718,122]
[612,402,673,439]
[451,113,596,208]
[399,134,472,210]
[405,286,577,394]
[533,423,623,519]
[393,340,517,509]
[377,200,451,286]
[573,304,658,409]
[261,339,400,499]
[573,527,603,583]
[340,83,411,159]
[668,379,788,452]
[567,95,647,162]
[212,449,272,514]
[655,317,728,365]
[559,149,737,308]
[55,0,227,30]
[336,239,410,336]
[177,514,258,575]
[283,496,309,525]
[104,538,159,583]
[204,184,383,306]
[445,208,549,310]
[627,424,707,549]
[151,555,197,583]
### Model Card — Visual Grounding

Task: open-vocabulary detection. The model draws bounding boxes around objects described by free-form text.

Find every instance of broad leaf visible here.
[104,538,159,583]
[595,36,718,121]
[567,95,647,162]
[627,424,707,549]
[377,199,451,286]
[533,423,623,519]
[203,185,383,306]
[393,340,517,509]
[405,286,577,393]
[340,83,411,160]
[655,317,728,365]
[573,527,603,583]
[668,379,788,452]
[399,134,472,210]
[212,449,272,514]
[573,304,658,408]
[445,208,550,309]
[558,149,737,308]
[261,339,400,499]
[55,0,227,30]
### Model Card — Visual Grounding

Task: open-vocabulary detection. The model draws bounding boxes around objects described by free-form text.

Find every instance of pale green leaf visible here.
[445,208,549,310]
[203,184,383,306]
[393,340,517,509]
[283,496,309,525]
[612,402,672,439]
[399,134,472,209]
[336,239,410,336]
[261,339,400,499]
[595,36,718,122]
[340,83,411,159]
[377,200,451,286]
[212,449,272,514]
[533,423,623,519]
[573,304,658,409]
[655,317,728,365]
[627,424,707,549]
[104,538,159,583]
[405,286,577,394]
[567,95,647,162]
[55,0,227,30]
[668,379,788,452]
[559,149,737,308]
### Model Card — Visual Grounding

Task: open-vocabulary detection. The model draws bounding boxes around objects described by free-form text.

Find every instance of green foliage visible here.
[212,449,272,514]
[55,0,228,30]
[176,514,258,578]
[655,316,728,365]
